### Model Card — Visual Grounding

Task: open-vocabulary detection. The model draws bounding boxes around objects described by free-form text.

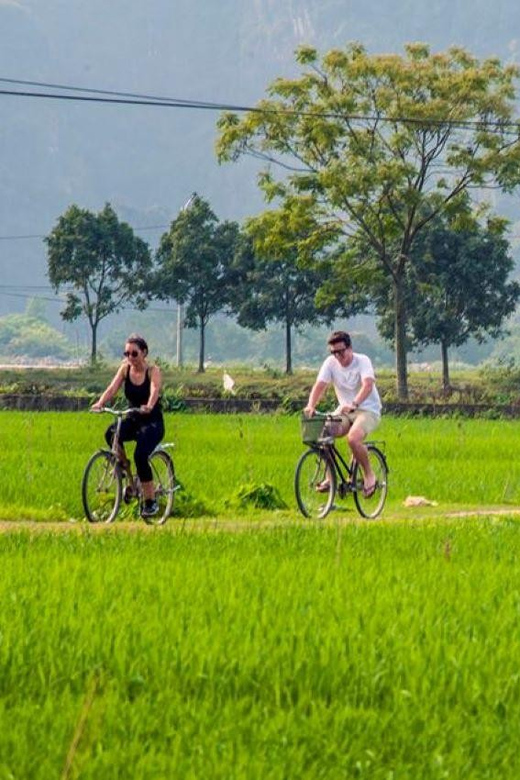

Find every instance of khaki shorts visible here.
[327,410,380,438]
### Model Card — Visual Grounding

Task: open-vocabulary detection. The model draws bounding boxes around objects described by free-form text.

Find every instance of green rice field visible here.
[2,411,520,777]
[2,524,520,778]
[2,410,520,520]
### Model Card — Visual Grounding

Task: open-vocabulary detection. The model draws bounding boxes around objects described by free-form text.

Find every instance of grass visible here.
[2,412,520,776]
[2,523,520,778]
[1,410,520,521]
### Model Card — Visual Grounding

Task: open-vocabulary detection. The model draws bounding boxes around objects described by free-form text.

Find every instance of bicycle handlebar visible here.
[303,410,344,422]
[90,406,141,417]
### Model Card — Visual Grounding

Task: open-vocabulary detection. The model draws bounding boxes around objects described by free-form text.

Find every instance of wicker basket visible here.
[300,415,328,444]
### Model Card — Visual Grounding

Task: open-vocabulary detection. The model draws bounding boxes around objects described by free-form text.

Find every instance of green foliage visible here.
[376,210,520,387]
[171,483,215,517]
[154,194,240,372]
[46,203,153,362]
[228,228,335,374]
[231,482,288,510]
[217,42,520,399]
[0,313,73,360]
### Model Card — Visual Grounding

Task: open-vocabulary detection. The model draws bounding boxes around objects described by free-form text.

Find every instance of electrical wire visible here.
[0,225,168,241]
[1,76,520,133]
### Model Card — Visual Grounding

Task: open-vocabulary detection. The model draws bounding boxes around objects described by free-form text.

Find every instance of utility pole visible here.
[176,301,184,367]
[175,193,196,367]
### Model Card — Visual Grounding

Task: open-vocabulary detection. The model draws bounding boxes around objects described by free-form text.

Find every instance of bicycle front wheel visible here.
[353,445,388,519]
[145,450,176,525]
[82,451,122,523]
[295,448,336,519]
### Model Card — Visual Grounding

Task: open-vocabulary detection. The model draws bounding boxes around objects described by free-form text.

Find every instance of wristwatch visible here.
[351,401,359,409]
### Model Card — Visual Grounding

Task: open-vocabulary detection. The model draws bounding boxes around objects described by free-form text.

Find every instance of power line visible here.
[0,76,221,108]
[0,224,169,241]
[1,77,520,133]
[0,288,176,313]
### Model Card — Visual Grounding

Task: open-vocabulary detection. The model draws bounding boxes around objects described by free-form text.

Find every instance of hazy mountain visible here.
[0,0,519,324]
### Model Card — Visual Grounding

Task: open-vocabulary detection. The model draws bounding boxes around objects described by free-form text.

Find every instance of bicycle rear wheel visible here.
[82,451,122,523]
[352,445,388,519]
[295,448,336,519]
[145,450,175,525]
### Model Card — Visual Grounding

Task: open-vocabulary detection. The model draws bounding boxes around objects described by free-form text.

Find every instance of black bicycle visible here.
[82,407,177,525]
[295,412,388,520]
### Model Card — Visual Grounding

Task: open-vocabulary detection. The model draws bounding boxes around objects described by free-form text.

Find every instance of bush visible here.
[230,482,288,511]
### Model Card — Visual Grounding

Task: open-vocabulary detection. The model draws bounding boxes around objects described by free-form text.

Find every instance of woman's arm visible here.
[91,365,126,410]
[141,365,162,413]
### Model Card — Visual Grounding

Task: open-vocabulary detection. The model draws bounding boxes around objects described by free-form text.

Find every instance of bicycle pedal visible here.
[123,485,137,504]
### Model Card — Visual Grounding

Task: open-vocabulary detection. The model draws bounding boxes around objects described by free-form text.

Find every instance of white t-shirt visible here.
[317,353,382,416]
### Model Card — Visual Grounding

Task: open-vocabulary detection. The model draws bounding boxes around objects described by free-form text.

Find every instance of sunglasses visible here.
[330,348,347,356]
[123,350,139,358]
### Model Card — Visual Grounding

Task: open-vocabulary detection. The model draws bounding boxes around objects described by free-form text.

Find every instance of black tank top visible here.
[124,367,162,419]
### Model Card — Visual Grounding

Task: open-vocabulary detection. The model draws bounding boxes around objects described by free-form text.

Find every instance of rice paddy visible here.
[2,411,520,777]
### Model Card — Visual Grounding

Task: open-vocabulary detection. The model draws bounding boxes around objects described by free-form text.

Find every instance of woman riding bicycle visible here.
[91,334,164,518]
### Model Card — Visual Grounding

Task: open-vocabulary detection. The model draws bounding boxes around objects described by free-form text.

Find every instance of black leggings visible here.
[105,416,165,483]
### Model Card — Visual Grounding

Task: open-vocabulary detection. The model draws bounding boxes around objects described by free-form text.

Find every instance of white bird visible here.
[223,371,236,395]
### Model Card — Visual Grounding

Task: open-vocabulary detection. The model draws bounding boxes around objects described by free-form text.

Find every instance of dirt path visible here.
[1,506,520,534]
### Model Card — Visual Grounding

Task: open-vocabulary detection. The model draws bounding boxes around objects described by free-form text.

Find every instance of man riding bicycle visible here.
[304,330,382,497]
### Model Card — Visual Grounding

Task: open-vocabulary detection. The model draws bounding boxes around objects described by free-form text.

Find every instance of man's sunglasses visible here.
[123,350,139,358]
[330,348,347,356]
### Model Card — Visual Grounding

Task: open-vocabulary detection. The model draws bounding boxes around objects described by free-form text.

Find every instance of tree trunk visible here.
[90,323,98,364]
[441,339,450,393]
[394,277,409,401]
[197,318,205,373]
[285,318,293,375]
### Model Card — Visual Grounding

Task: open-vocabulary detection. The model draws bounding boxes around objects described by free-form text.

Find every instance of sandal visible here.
[315,480,331,493]
[363,482,377,499]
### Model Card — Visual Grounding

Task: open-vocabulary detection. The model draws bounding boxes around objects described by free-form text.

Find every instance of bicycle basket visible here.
[301,415,328,444]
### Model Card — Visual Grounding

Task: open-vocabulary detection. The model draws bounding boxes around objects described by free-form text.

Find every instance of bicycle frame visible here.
[319,441,355,496]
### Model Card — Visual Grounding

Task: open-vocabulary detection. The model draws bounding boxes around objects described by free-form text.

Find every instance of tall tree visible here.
[217,43,520,399]
[46,203,152,362]
[377,215,520,391]
[229,232,318,375]
[230,209,366,374]
[154,195,239,372]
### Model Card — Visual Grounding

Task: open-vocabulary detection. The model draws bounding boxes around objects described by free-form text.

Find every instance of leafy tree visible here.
[377,215,520,390]
[217,43,520,399]
[154,195,239,372]
[46,203,152,363]
[230,211,363,374]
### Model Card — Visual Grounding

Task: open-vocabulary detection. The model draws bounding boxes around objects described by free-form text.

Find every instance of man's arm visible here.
[340,376,374,413]
[303,380,329,416]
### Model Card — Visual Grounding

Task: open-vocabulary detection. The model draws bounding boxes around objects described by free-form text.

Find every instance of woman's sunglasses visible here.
[123,350,139,358]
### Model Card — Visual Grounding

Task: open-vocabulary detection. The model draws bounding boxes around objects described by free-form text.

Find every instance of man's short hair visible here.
[327,330,352,349]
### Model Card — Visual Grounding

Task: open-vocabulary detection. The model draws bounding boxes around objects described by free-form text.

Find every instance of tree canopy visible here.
[377,214,520,389]
[217,42,520,398]
[46,203,152,362]
[154,195,240,372]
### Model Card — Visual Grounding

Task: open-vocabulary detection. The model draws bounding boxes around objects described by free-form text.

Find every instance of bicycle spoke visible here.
[295,448,336,519]
[144,450,175,525]
[82,451,122,523]
[353,445,388,519]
